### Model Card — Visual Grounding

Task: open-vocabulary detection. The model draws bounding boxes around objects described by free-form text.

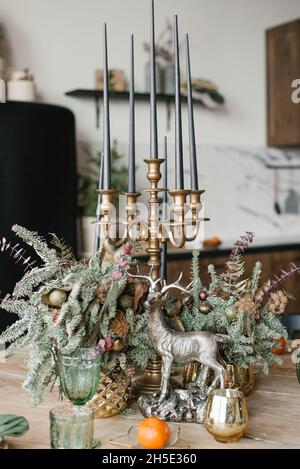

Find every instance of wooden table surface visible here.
[1,351,300,449]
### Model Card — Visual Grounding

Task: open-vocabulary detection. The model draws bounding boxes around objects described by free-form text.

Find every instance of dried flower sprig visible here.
[0,236,37,272]
[229,231,255,263]
[258,263,300,303]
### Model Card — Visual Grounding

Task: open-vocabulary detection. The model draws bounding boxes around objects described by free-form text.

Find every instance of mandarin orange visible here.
[136,416,171,449]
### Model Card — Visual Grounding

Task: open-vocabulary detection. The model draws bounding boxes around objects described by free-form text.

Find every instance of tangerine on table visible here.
[136,416,171,449]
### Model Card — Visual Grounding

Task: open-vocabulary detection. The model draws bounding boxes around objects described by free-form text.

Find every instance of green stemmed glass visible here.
[59,348,102,406]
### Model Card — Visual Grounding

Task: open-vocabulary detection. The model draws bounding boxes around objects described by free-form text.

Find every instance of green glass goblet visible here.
[59,348,102,406]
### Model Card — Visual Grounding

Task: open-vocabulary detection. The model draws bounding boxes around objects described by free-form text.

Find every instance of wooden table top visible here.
[1,351,300,449]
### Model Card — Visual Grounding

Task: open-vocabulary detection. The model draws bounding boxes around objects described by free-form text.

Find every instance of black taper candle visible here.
[150,0,158,158]
[128,34,136,193]
[174,14,184,189]
[94,152,104,253]
[103,22,111,190]
[160,136,168,280]
[163,136,168,204]
[185,34,199,190]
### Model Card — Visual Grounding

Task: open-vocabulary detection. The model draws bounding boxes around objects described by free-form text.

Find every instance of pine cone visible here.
[212,287,230,301]
[266,290,288,314]
[110,311,129,338]
[58,257,72,268]
[235,292,259,319]
[118,294,133,310]
[95,283,110,305]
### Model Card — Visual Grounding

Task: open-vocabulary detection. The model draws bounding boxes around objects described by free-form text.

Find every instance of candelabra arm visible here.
[184,190,206,242]
[167,189,190,249]
[97,189,128,249]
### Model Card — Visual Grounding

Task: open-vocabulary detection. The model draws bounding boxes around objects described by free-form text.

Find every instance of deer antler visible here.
[126,269,161,291]
[161,272,194,295]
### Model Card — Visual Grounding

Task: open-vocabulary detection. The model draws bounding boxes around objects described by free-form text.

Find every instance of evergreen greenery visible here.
[0,226,153,405]
[181,233,292,372]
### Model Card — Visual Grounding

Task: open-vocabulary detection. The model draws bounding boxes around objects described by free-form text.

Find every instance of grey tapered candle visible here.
[160,136,168,280]
[128,34,136,193]
[174,14,184,189]
[163,136,168,204]
[103,22,111,190]
[185,34,199,191]
[150,0,158,158]
[94,152,104,253]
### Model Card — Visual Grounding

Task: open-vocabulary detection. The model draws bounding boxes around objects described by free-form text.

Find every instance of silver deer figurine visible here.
[128,271,225,404]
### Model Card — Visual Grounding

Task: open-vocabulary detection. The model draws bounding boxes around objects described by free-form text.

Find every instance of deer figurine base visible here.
[138,364,219,424]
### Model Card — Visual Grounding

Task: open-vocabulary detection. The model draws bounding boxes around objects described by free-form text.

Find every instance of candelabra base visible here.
[132,359,181,398]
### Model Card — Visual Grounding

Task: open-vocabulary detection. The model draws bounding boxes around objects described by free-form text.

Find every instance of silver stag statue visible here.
[129,271,225,407]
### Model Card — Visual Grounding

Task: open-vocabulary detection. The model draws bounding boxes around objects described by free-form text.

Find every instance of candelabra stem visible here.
[143,158,165,280]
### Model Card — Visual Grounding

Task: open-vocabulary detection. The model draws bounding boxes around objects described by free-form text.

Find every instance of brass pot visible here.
[183,362,254,396]
[225,364,254,396]
[88,365,133,418]
[183,361,201,387]
[204,388,248,443]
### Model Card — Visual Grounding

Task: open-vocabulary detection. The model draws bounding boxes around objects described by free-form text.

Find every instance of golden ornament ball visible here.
[225,306,238,322]
[48,289,68,307]
[199,301,212,314]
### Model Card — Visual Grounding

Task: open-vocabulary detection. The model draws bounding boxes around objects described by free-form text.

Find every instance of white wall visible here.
[2,0,300,151]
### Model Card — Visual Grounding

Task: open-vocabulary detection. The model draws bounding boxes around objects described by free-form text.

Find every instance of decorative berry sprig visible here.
[0,236,37,272]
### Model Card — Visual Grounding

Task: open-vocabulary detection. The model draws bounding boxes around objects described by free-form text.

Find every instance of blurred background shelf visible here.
[65,88,205,129]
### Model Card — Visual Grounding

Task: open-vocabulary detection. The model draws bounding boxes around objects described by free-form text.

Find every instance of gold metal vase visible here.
[88,365,133,418]
[204,389,248,443]
[225,364,254,396]
[183,362,254,396]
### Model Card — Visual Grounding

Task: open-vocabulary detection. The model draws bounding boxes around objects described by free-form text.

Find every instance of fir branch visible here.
[13,264,60,299]
[12,225,58,263]
[207,264,219,289]
[250,261,262,293]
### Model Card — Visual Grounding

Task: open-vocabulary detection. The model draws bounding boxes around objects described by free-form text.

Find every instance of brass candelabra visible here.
[97,158,206,276]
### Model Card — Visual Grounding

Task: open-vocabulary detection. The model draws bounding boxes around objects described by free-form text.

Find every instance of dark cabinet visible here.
[267,19,300,146]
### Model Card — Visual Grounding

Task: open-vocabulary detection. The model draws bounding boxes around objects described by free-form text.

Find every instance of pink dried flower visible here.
[97,337,114,353]
[112,271,122,281]
[103,337,114,351]
[97,339,106,352]
[124,244,133,255]
[117,256,129,270]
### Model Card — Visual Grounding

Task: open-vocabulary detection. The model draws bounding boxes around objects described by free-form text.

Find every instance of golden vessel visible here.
[183,362,254,396]
[204,388,248,443]
[225,364,254,396]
